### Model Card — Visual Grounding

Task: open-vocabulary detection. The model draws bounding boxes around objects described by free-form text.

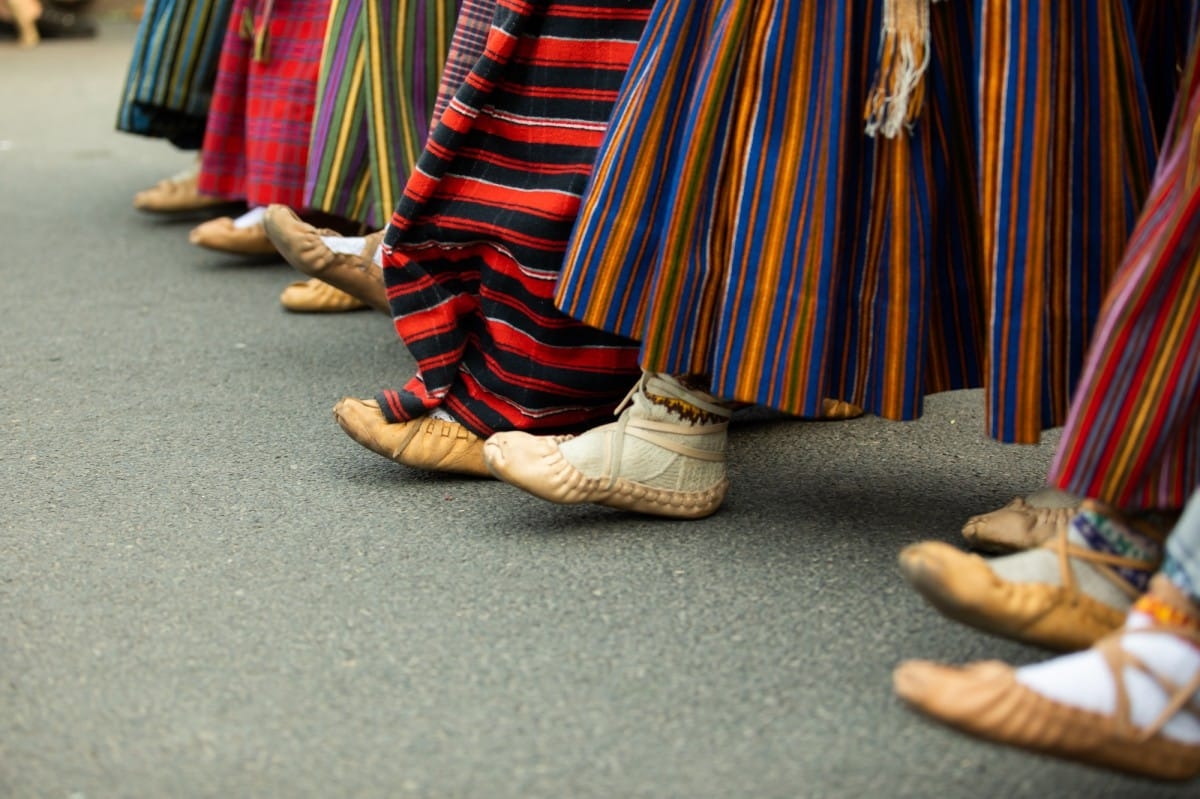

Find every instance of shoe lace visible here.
[1096,625,1200,741]
[601,374,728,491]
[1043,523,1161,602]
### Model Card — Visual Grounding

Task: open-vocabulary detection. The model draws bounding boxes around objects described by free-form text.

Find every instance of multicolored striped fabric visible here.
[978,0,1179,443]
[302,0,458,228]
[1048,38,1200,513]
[374,0,651,437]
[116,0,233,149]
[428,0,494,125]
[555,1,985,425]
[197,0,329,207]
[552,0,1180,443]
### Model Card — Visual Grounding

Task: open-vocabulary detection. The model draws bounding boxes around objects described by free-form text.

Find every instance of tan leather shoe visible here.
[893,624,1200,781]
[188,217,277,256]
[280,278,368,313]
[263,204,388,313]
[817,399,864,420]
[484,374,730,519]
[898,537,1145,651]
[133,165,231,214]
[962,496,1079,553]
[333,397,489,477]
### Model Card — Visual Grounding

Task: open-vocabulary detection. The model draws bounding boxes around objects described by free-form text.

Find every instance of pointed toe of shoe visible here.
[334,398,488,477]
[894,659,1024,729]
[483,431,575,497]
[961,498,1074,553]
[189,217,277,255]
[332,397,387,453]
[134,175,229,214]
[280,278,367,313]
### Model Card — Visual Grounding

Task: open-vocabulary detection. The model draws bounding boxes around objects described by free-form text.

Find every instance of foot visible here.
[134,162,232,214]
[817,398,864,420]
[280,278,368,313]
[901,506,1162,651]
[1,0,41,45]
[894,576,1200,781]
[333,397,488,477]
[962,490,1081,553]
[483,373,731,519]
[189,207,277,256]
[263,204,388,313]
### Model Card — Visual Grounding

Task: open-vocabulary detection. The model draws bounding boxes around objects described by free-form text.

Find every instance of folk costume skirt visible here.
[196,0,329,207]
[553,0,1176,443]
[117,0,233,148]
[302,0,458,228]
[977,0,1183,443]
[374,0,652,437]
[1048,36,1200,513]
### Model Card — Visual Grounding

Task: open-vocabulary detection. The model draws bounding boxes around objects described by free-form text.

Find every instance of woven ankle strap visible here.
[1042,524,1159,602]
[1097,624,1200,741]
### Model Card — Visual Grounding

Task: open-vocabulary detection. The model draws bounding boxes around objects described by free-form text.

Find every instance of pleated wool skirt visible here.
[116,0,233,149]
[197,0,329,207]
[554,0,1181,443]
[374,0,652,437]
[302,0,458,228]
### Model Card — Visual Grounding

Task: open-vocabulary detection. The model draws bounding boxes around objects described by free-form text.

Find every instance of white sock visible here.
[429,407,456,423]
[233,206,267,229]
[1015,611,1200,744]
[322,235,367,256]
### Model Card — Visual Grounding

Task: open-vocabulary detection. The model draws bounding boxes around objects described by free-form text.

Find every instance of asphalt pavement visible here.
[1,25,1194,799]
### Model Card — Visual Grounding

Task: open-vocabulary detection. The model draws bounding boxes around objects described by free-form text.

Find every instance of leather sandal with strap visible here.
[894,623,1200,781]
[900,523,1159,651]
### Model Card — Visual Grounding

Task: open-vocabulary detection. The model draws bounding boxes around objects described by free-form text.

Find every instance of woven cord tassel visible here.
[864,0,944,138]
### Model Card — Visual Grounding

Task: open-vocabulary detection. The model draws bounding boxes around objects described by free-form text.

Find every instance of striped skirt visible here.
[196,0,330,207]
[1048,35,1200,513]
[302,0,458,228]
[375,0,651,437]
[116,0,233,149]
[553,0,1178,443]
[978,0,1182,442]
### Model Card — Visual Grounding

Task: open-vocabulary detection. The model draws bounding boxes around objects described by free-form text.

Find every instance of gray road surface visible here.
[1,25,1193,799]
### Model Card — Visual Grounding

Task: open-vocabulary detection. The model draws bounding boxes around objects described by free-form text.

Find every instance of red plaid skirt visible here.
[197,0,328,207]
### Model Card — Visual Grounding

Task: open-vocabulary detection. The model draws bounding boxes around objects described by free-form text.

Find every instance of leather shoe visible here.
[333,397,489,477]
[189,216,277,256]
[894,621,1200,782]
[484,373,730,519]
[962,496,1079,553]
[263,204,388,313]
[134,165,232,214]
[898,538,1141,651]
[280,278,368,313]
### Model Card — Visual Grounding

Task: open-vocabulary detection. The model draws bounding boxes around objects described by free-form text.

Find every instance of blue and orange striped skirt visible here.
[554,0,1183,443]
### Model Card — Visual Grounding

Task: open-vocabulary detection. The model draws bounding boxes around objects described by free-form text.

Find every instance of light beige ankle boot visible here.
[483,372,731,519]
